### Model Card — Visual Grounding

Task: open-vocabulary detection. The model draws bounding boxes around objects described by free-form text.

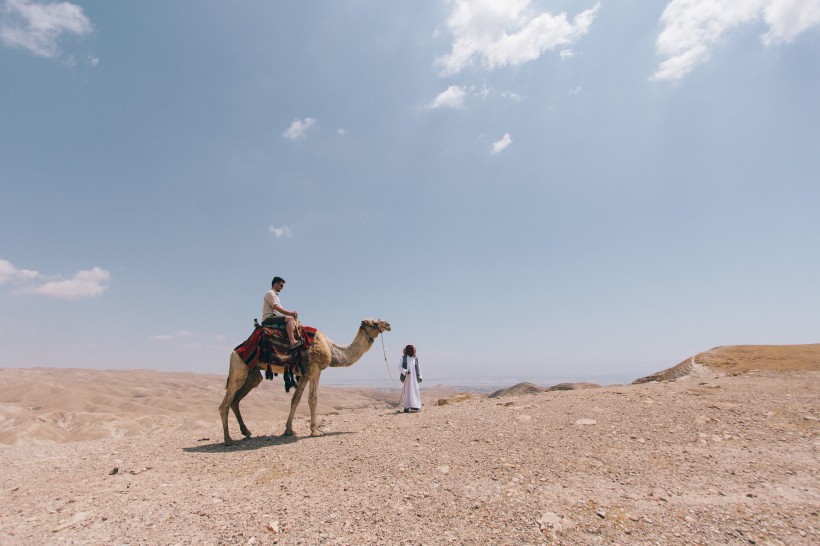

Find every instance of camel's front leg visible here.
[283,375,308,436]
[308,374,322,437]
[232,370,262,438]
[219,352,254,445]
[219,388,237,446]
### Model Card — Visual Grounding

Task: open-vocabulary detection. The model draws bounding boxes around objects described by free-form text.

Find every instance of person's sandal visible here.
[289,340,302,349]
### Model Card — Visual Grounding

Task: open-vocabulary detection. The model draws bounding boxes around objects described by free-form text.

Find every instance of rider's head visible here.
[272,276,285,288]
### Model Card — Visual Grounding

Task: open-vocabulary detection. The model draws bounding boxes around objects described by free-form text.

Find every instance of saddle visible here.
[234,321,317,391]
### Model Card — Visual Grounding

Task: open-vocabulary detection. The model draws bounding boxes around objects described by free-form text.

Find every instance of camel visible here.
[219,318,391,445]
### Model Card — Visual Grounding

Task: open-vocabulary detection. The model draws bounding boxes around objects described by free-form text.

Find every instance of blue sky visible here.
[1,0,819,387]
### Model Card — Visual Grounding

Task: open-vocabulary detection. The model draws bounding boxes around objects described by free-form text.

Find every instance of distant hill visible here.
[547,382,601,391]
[633,343,820,384]
[488,382,544,398]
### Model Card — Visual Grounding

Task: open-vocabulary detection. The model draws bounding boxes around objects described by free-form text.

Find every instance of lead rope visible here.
[380,333,398,384]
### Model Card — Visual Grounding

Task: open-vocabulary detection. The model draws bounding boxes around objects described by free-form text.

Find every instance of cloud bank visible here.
[436,0,601,76]
[0,0,92,58]
[0,259,110,299]
[654,0,820,82]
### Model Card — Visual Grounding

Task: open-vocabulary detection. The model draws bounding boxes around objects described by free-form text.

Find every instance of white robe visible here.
[399,355,422,410]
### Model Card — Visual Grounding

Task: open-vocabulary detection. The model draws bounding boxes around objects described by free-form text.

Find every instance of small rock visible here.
[537,512,574,537]
[575,419,597,426]
[109,468,118,476]
[52,512,88,533]
[267,521,279,534]
[596,510,606,519]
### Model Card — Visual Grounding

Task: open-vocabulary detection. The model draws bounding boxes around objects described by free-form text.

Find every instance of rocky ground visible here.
[0,359,817,545]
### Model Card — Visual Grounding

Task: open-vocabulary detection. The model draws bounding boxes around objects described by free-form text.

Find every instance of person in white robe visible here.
[399,344,422,412]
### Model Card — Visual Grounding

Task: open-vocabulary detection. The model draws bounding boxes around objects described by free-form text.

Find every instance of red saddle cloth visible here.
[234,324,317,372]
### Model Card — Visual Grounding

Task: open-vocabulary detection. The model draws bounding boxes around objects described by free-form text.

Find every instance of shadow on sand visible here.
[183,431,354,453]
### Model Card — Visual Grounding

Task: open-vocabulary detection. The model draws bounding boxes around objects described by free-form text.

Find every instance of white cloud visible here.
[560,48,575,59]
[427,85,467,109]
[653,0,820,82]
[268,225,293,238]
[0,258,39,284]
[21,266,110,299]
[282,117,317,140]
[490,132,512,155]
[762,0,820,44]
[428,84,524,110]
[499,90,524,101]
[2,259,109,299]
[0,0,92,58]
[569,85,582,96]
[435,0,601,76]
[153,330,194,341]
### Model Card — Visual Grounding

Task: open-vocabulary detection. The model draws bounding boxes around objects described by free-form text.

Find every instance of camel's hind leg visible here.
[308,373,322,437]
[232,369,262,438]
[219,352,251,445]
[283,374,308,436]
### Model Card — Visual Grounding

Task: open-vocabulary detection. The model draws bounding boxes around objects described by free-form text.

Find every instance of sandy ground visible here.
[0,346,818,545]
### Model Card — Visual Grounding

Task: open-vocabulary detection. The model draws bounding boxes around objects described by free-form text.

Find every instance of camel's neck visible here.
[328,327,376,368]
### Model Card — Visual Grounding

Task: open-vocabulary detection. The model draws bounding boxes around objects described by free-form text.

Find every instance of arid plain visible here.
[1,345,817,544]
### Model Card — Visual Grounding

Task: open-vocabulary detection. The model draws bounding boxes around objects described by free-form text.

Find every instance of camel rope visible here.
[380,333,398,384]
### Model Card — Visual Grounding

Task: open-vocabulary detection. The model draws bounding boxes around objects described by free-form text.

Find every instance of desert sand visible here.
[0,345,817,544]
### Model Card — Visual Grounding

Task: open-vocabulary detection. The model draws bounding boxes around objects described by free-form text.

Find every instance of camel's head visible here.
[361,319,391,339]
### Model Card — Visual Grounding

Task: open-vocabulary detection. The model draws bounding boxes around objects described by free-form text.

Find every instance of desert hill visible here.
[2,344,816,447]
[0,368,382,447]
[0,344,817,544]
[634,343,820,383]
[489,381,544,398]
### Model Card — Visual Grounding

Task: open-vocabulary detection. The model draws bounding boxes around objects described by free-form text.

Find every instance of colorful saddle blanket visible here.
[234,323,317,390]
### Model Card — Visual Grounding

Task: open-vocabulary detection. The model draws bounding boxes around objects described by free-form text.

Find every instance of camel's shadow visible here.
[183,430,353,453]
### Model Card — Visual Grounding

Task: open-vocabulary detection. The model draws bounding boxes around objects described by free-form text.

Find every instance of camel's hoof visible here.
[223,439,235,446]
[310,430,323,437]
[282,430,295,437]
[241,429,252,438]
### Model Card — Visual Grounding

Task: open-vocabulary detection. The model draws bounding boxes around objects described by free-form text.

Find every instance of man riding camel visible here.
[261,276,301,349]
